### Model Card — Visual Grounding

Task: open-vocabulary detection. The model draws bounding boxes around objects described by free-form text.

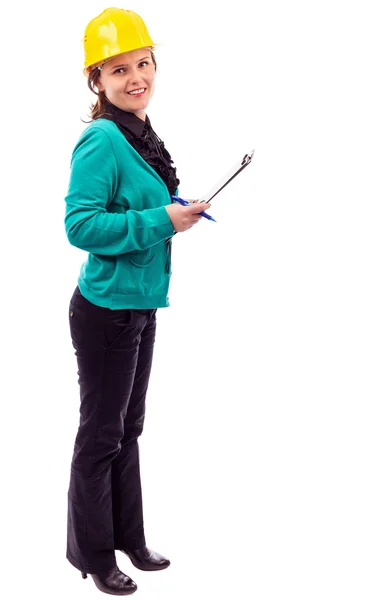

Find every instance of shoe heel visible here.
[81,572,88,579]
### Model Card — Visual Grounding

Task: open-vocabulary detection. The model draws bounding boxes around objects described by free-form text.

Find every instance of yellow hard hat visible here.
[83,7,155,71]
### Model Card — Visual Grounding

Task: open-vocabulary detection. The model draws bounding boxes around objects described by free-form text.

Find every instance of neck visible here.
[104,99,147,121]
[134,110,146,122]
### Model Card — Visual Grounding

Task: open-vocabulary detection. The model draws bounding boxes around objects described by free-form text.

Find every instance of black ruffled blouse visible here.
[101,100,180,196]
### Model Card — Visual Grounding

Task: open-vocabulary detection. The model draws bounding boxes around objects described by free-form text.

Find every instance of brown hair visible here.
[84,49,157,122]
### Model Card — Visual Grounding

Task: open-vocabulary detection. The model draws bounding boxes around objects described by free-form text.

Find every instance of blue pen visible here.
[171,195,216,222]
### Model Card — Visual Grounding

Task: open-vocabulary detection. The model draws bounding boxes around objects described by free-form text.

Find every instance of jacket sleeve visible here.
[64,126,174,255]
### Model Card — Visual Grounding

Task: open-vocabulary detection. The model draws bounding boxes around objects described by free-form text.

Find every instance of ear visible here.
[97,78,104,92]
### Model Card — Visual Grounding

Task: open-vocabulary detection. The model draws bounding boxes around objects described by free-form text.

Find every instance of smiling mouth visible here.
[127,88,146,96]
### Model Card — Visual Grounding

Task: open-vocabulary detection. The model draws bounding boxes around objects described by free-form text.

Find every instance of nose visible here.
[128,64,144,86]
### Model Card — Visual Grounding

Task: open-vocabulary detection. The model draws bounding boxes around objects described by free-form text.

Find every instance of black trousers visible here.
[66,286,157,574]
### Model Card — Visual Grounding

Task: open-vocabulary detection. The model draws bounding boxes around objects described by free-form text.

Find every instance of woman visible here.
[64,7,211,596]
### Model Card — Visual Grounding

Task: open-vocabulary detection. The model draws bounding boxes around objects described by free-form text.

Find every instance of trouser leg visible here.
[112,312,157,550]
[66,287,155,574]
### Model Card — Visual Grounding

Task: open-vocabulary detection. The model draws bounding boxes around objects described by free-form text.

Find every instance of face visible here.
[97,48,155,118]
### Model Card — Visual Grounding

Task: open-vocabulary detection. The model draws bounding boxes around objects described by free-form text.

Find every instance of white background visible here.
[2,1,376,598]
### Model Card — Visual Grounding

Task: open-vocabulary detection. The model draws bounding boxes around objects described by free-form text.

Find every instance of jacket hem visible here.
[78,279,170,310]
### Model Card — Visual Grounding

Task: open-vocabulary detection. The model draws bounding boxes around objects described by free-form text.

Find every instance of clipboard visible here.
[199,150,255,203]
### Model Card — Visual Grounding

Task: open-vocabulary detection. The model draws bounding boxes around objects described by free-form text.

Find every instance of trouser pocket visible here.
[69,286,134,351]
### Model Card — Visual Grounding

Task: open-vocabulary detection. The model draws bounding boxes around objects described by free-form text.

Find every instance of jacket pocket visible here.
[128,248,155,268]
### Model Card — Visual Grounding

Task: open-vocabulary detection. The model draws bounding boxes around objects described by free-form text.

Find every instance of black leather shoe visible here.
[120,546,170,571]
[81,565,137,595]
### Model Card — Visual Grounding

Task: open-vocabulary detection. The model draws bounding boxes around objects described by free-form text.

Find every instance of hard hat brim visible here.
[84,42,161,74]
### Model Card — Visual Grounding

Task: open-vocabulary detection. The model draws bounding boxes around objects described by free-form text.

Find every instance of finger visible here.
[189,202,211,213]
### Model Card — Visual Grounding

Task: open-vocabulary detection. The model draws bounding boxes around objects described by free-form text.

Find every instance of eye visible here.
[114,67,125,74]
[139,61,149,67]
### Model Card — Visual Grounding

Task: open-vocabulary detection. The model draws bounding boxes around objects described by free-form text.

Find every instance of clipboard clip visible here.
[199,149,255,203]
[241,152,253,166]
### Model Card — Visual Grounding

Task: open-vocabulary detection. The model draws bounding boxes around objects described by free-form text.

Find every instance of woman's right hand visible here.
[165,201,211,233]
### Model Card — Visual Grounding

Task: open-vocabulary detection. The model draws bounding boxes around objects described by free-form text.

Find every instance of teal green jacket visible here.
[64,118,176,309]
